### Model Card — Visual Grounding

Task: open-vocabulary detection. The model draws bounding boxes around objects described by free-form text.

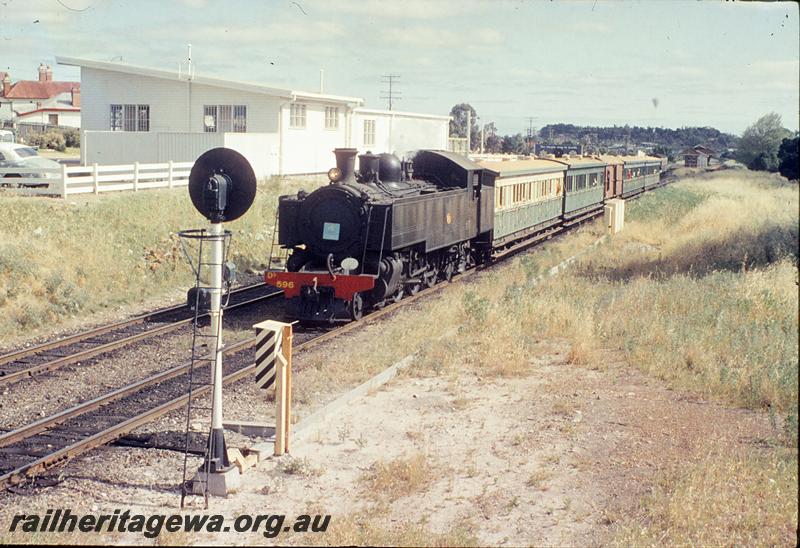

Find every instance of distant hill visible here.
[536,124,739,158]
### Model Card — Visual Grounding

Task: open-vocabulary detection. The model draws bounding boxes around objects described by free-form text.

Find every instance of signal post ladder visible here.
[253,320,294,455]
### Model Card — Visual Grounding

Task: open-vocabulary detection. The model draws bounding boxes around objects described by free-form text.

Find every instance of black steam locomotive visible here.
[266,148,498,321]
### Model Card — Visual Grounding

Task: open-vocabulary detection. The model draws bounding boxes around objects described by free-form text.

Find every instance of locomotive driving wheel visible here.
[350,293,364,321]
[442,261,455,282]
[392,288,405,303]
[423,267,438,289]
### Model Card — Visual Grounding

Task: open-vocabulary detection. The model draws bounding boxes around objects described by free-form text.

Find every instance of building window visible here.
[204,105,246,133]
[290,103,307,128]
[233,105,247,132]
[111,105,122,130]
[111,104,149,131]
[137,105,149,131]
[325,107,339,130]
[204,105,217,132]
[363,119,375,146]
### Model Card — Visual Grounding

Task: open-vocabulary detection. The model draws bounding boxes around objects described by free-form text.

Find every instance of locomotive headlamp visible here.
[341,257,359,272]
[328,167,343,183]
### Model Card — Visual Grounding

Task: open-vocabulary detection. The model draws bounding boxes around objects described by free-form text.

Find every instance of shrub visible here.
[63,128,80,148]
[27,131,66,152]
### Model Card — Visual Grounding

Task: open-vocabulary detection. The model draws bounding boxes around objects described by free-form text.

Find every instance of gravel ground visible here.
[0,281,282,432]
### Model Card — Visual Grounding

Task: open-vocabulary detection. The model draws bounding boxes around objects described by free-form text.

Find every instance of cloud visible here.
[568,21,612,34]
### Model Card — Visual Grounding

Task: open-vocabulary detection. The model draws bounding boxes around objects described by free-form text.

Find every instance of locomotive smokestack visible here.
[332,148,357,185]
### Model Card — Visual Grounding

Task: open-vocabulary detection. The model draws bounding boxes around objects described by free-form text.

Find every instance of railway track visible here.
[0,283,280,386]
[0,269,468,490]
[0,177,677,491]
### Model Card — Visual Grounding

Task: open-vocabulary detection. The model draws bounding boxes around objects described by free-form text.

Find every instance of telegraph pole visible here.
[466,109,471,154]
[380,74,401,110]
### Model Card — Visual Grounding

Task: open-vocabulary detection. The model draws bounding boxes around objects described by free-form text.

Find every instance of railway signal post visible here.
[180,148,257,504]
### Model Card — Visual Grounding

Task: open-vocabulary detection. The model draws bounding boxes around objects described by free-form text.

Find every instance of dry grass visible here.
[611,444,798,546]
[307,512,477,547]
[361,453,433,502]
[0,176,322,344]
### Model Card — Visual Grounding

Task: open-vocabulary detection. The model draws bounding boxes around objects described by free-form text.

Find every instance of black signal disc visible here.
[189,147,257,222]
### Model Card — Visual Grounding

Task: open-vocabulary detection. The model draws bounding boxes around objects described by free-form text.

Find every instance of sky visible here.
[1,0,798,136]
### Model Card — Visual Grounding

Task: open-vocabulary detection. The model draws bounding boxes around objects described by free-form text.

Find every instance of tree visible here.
[501,134,525,154]
[449,103,480,151]
[748,151,779,172]
[737,112,791,169]
[482,122,502,153]
[777,136,799,181]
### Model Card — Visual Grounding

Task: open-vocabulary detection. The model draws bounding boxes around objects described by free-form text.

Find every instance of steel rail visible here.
[0,288,280,387]
[0,282,268,367]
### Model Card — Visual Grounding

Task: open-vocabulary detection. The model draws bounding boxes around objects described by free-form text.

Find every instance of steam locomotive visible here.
[266,147,664,322]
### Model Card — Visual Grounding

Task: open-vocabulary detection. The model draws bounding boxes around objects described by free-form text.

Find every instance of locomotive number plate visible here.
[322,222,340,241]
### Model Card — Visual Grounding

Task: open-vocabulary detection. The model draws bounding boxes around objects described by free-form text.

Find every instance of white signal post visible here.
[208,220,226,468]
[182,147,257,501]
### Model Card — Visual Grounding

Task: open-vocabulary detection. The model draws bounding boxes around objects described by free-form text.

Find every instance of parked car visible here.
[0,142,61,187]
[0,129,14,143]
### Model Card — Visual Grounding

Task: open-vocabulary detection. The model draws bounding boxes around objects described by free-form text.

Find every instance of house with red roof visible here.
[0,64,81,128]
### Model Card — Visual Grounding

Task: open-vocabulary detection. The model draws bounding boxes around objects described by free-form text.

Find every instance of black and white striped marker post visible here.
[253,320,293,455]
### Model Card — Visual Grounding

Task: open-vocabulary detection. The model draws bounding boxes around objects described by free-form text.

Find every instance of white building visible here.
[56,57,449,178]
[0,64,81,128]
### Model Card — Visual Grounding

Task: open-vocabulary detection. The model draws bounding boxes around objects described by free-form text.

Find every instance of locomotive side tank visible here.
[267,148,496,322]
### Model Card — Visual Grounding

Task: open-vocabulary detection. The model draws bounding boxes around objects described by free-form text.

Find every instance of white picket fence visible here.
[0,161,194,197]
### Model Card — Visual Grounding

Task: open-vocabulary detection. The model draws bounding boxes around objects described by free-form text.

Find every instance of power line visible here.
[380,74,401,111]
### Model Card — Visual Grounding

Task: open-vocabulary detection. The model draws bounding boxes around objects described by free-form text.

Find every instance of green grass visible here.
[0,176,322,343]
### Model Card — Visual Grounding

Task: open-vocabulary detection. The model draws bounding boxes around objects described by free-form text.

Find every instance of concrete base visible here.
[223,420,276,438]
[247,442,276,462]
[190,465,240,497]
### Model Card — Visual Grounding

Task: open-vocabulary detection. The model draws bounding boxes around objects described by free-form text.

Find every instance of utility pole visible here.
[480,118,485,154]
[380,74,401,110]
[466,109,471,154]
[526,117,536,154]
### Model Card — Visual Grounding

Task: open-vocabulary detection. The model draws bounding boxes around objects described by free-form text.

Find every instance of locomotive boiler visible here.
[266,148,497,321]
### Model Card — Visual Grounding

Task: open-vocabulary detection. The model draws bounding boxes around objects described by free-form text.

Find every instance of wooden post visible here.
[168,160,174,189]
[92,163,99,194]
[133,161,139,192]
[274,353,287,456]
[60,163,68,199]
[282,324,293,453]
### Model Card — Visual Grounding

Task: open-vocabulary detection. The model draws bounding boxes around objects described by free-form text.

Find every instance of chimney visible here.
[38,63,47,82]
[71,87,80,107]
[45,65,53,81]
[1,73,10,97]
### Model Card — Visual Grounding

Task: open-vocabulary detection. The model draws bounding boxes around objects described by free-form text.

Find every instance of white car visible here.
[0,142,61,187]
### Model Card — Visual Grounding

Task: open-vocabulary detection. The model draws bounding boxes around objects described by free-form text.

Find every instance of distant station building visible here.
[0,64,81,128]
[56,56,449,178]
[680,145,717,168]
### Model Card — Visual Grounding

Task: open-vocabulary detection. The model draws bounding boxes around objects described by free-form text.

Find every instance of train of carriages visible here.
[266,147,667,322]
